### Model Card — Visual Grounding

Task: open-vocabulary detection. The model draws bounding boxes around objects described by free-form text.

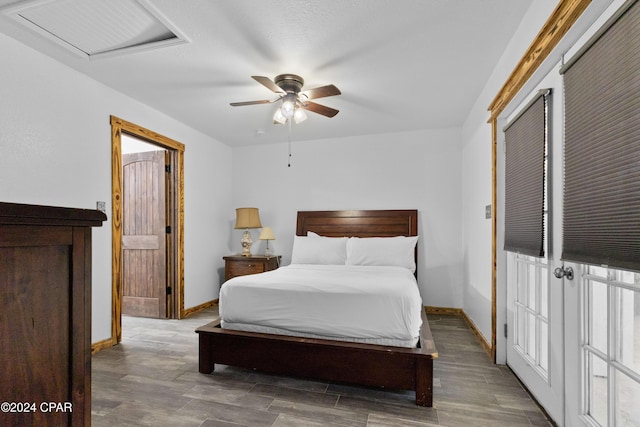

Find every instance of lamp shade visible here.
[273,108,287,124]
[293,108,307,124]
[234,208,262,229]
[259,227,275,241]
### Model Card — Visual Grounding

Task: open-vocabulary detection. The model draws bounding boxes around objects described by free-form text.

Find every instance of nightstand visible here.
[223,255,281,281]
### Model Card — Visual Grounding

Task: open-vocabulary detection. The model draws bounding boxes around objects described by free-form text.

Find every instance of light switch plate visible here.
[485,205,492,219]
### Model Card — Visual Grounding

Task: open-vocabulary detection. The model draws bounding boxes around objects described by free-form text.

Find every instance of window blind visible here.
[504,92,547,257]
[561,0,640,271]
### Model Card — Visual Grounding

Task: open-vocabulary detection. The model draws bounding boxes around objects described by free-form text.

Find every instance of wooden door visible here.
[122,150,167,318]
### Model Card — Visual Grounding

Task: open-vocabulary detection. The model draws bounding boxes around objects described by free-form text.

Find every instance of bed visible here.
[196,209,438,406]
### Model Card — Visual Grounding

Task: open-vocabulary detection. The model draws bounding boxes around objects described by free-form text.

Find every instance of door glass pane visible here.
[518,261,527,302]
[516,305,526,349]
[589,280,608,354]
[588,353,608,427]
[541,269,549,318]
[528,312,536,356]
[540,319,549,371]
[529,264,536,310]
[618,270,636,285]
[617,287,640,375]
[590,265,608,279]
[615,369,640,427]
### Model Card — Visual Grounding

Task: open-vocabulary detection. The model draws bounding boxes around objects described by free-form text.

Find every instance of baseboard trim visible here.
[91,337,116,355]
[461,310,492,356]
[425,306,492,357]
[183,299,218,318]
[424,306,463,316]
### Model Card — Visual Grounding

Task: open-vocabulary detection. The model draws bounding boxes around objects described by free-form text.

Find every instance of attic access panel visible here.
[2,0,188,59]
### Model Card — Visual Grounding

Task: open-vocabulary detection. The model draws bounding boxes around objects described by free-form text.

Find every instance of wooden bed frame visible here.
[196,209,438,406]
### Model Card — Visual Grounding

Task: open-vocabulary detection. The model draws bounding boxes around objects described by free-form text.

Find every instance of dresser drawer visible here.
[223,255,281,281]
[227,260,265,278]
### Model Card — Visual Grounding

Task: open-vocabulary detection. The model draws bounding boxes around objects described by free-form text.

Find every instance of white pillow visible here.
[346,236,418,272]
[291,235,348,265]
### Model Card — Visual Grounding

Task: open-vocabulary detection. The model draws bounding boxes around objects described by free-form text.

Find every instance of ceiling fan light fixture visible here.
[273,108,287,125]
[281,99,295,118]
[293,108,307,124]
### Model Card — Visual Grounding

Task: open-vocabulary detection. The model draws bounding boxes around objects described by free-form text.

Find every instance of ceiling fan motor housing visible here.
[275,74,304,93]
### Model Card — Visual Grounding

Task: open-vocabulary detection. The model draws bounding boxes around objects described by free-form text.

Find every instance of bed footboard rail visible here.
[196,311,437,407]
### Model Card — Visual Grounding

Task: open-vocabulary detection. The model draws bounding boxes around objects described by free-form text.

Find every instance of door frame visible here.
[110,116,185,344]
[487,0,592,361]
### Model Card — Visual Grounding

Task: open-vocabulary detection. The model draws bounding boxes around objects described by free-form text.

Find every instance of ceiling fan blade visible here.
[301,84,341,100]
[252,76,285,94]
[303,101,339,118]
[229,100,274,107]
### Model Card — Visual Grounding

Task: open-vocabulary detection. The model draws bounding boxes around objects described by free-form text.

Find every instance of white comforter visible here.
[219,264,423,347]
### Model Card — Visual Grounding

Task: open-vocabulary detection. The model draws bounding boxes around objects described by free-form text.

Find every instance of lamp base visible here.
[240,230,252,256]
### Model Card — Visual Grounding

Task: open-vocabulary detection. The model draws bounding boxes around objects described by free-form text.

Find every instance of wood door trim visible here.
[488,0,592,120]
[110,115,185,345]
[487,0,591,362]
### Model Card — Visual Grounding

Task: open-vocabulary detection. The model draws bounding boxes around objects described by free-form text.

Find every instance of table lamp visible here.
[234,207,262,256]
[259,226,275,256]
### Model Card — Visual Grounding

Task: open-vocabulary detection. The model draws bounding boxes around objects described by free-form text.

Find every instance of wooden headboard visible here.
[296,210,419,275]
[296,209,418,237]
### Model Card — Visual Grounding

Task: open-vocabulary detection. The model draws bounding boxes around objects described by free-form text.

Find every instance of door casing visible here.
[111,116,185,344]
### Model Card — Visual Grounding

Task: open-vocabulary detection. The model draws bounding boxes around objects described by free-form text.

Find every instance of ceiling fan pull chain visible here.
[287,119,292,167]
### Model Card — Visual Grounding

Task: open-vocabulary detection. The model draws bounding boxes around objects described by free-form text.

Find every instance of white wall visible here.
[231,128,463,308]
[460,0,559,344]
[0,33,233,343]
[461,0,618,352]
[3,0,613,350]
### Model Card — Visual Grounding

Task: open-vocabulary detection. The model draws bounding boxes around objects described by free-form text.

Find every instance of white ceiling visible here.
[0,0,533,147]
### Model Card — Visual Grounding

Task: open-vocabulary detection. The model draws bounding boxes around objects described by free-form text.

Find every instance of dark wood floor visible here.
[92,308,554,426]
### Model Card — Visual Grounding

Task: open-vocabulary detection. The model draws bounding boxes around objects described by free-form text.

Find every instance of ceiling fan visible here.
[230,74,341,124]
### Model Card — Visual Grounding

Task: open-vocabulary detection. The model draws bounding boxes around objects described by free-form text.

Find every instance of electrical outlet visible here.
[96,201,106,214]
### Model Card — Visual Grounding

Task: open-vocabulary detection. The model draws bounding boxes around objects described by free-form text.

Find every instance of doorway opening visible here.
[110,116,185,344]
[122,136,168,318]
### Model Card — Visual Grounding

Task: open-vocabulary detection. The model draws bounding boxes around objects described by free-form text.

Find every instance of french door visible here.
[504,71,567,424]
[504,75,640,427]
[564,265,640,427]
[503,79,589,424]
[507,251,565,422]
[506,137,640,427]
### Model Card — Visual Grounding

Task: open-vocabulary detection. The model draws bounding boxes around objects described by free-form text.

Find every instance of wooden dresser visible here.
[0,202,106,427]
[223,255,281,281]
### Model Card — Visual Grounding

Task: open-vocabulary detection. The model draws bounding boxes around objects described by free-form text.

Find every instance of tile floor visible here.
[91,308,554,426]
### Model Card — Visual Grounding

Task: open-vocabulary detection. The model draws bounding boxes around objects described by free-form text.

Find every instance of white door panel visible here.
[568,265,640,427]
[507,253,564,424]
